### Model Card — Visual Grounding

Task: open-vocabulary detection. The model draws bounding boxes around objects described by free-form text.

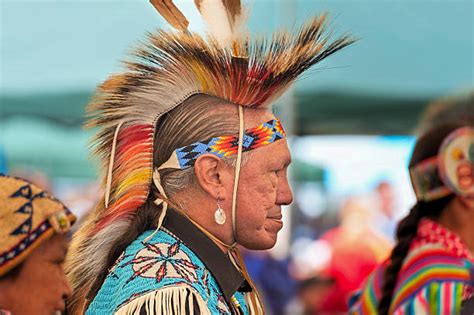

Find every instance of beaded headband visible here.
[161,118,286,170]
[410,126,474,202]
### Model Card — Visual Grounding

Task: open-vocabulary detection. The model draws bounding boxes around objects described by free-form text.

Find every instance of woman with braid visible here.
[349,122,474,315]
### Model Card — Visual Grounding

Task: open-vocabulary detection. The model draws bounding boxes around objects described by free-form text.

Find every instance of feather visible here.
[150,0,189,32]
[194,0,246,50]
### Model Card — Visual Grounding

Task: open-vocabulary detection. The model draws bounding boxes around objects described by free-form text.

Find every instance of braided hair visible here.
[377,123,465,314]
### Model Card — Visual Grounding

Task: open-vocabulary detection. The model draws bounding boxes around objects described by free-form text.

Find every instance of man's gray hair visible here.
[156,93,250,198]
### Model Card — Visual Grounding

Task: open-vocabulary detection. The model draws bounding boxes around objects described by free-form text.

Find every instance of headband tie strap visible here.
[231,105,245,243]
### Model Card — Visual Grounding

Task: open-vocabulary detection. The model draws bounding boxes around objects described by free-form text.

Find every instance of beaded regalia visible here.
[66,0,354,313]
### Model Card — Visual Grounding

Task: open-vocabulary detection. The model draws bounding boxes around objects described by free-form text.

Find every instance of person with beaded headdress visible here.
[0,174,76,314]
[348,121,474,314]
[65,1,354,314]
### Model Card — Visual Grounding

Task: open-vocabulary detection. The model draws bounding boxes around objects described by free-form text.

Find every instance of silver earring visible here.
[214,198,226,225]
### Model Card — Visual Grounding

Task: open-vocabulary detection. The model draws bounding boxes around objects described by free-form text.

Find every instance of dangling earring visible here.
[214,198,226,225]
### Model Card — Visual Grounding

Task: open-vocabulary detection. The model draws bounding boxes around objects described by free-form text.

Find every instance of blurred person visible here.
[417,90,473,135]
[349,123,474,314]
[372,180,399,241]
[243,248,296,315]
[289,238,333,280]
[286,276,336,315]
[60,181,101,232]
[0,174,76,314]
[377,181,395,219]
[286,239,334,314]
[65,1,354,314]
[318,197,391,313]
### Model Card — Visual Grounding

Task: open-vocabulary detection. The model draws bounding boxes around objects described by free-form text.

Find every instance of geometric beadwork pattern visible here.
[122,241,199,286]
[175,118,286,169]
[86,228,241,314]
[0,219,51,268]
[9,185,50,236]
[0,174,76,276]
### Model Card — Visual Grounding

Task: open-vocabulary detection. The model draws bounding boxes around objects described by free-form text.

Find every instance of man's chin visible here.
[264,218,283,237]
[242,232,278,250]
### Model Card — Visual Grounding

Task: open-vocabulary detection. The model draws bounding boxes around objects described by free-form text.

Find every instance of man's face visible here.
[234,138,293,250]
[5,234,72,314]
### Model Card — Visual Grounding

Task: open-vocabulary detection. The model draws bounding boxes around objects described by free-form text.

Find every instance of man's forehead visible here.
[255,138,291,165]
[280,141,292,166]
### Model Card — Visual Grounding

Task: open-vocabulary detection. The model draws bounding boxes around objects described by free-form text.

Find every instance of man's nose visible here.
[278,178,293,206]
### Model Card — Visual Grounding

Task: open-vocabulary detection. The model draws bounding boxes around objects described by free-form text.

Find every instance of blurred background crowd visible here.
[1,0,472,314]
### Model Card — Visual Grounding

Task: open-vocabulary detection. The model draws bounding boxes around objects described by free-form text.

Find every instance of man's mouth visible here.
[266,213,282,220]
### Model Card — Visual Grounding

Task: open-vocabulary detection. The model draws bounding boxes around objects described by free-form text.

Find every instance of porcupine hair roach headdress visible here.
[66,0,355,312]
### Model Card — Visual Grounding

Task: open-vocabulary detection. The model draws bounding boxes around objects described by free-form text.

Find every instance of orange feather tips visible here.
[93,124,154,233]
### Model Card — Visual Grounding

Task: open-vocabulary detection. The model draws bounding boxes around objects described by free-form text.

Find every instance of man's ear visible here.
[194,154,230,200]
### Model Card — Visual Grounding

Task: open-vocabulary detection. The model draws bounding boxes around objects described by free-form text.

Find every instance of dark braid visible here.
[377,198,449,314]
[377,122,466,314]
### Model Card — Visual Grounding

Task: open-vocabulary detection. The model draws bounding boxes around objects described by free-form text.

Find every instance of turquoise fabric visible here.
[87,229,248,314]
